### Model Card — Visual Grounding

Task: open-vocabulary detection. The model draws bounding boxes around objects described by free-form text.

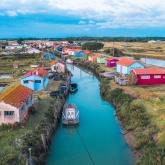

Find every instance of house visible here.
[51,61,65,73]
[106,57,119,67]
[26,48,41,54]
[96,54,106,64]
[88,54,97,63]
[130,67,165,85]
[20,67,48,91]
[43,52,56,60]
[0,84,33,125]
[62,48,88,59]
[5,45,23,50]
[116,59,145,75]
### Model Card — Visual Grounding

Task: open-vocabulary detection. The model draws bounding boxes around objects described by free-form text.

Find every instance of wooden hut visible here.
[130,67,165,85]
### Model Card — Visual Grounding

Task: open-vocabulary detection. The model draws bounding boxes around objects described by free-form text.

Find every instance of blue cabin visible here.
[116,59,145,75]
[43,53,56,60]
[20,67,48,91]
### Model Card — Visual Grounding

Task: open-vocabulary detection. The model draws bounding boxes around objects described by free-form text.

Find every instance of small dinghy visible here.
[66,59,73,64]
[62,104,79,125]
[69,83,78,93]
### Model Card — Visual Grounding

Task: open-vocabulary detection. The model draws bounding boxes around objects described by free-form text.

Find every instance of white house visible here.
[51,61,65,73]
[0,84,33,125]
[26,48,41,54]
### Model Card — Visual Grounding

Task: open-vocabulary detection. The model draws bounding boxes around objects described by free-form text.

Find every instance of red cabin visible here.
[130,67,165,85]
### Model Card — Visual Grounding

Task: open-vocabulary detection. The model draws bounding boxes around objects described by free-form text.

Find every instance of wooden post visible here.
[41,134,47,152]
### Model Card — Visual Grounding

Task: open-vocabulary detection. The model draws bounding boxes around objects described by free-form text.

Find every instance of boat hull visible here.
[62,119,79,125]
[69,83,78,93]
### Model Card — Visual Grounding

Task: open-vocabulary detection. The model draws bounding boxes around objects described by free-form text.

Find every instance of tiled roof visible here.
[63,48,82,52]
[117,58,144,67]
[132,67,165,75]
[0,84,33,108]
[83,50,90,54]
[21,67,48,78]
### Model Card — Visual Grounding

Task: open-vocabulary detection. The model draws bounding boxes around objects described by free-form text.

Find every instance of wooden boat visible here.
[62,104,79,125]
[69,83,78,93]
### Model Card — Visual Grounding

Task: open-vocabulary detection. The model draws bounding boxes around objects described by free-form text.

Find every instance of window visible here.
[4,111,14,116]
[154,75,161,79]
[24,80,28,84]
[35,80,41,83]
[141,75,150,79]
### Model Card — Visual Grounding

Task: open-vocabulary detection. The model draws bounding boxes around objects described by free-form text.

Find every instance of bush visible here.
[82,42,104,51]
[29,106,37,115]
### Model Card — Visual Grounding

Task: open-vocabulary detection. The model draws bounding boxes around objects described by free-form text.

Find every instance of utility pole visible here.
[113,41,115,57]
[29,148,32,165]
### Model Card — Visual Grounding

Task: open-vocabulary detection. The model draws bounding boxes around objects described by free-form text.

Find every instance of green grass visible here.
[0,98,53,162]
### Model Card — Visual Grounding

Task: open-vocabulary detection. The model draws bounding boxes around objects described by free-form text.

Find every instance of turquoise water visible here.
[47,65,133,165]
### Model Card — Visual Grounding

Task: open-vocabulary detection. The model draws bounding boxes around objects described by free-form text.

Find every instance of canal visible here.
[47,65,133,165]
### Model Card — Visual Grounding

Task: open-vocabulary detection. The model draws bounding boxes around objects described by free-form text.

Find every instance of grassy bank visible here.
[74,58,165,165]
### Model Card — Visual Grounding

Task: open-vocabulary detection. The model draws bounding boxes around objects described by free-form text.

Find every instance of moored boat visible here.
[66,59,73,64]
[62,104,79,125]
[69,83,78,93]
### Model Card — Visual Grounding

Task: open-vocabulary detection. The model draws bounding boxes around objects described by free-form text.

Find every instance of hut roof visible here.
[0,84,33,108]
[132,67,165,75]
[117,58,144,67]
[21,67,47,78]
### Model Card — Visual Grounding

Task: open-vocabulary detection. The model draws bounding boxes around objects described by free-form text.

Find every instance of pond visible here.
[47,65,133,165]
[140,58,165,68]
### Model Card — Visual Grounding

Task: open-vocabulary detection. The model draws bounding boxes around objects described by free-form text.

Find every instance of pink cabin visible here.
[0,84,33,125]
[106,57,119,67]
[88,54,97,63]
[130,67,165,85]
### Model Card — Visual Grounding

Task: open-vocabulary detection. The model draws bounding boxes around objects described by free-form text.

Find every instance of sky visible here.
[0,0,165,38]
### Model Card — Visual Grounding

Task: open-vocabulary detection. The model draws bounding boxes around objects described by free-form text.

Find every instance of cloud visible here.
[5,10,17,16]
[0,0,165,28]
[79,20,86,24]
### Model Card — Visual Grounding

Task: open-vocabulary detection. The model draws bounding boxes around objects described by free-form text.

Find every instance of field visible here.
[0,54,44,93]
[103,42,165,59]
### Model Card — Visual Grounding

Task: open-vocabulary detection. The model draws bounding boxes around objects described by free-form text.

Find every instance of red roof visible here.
[107,57,119,61]
[22,67,48,78]
[0,84,33,108]
[83,50,90,54]
[117,58,144,67]
[132,67,165,75]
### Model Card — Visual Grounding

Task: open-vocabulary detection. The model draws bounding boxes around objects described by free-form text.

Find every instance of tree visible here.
[104,48,125,57]
[17,38,24,45]
[82,42,104,51]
